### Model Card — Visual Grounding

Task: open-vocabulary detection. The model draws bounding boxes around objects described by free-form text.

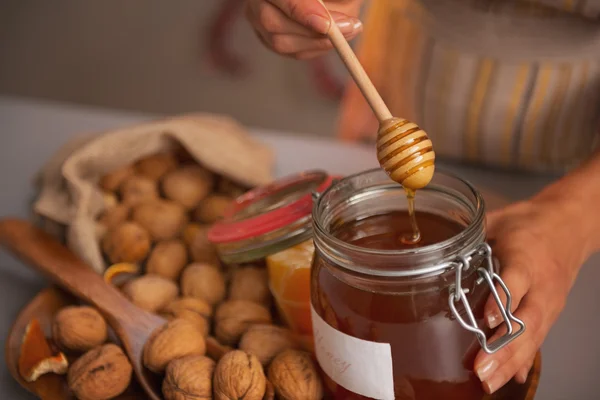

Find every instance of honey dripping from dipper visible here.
[401,188,422,245]
[376,118,434,246]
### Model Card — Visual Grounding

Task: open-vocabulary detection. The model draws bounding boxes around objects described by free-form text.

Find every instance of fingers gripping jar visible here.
[310,169,525,400]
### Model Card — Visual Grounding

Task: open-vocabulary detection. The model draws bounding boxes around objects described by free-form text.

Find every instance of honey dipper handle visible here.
[0,218,134,322]
[318,2,392,122]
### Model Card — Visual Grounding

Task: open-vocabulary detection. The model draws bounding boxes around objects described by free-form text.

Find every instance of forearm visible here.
[533,146,600,256]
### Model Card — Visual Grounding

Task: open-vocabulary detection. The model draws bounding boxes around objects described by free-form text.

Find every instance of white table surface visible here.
[0,95,598,399]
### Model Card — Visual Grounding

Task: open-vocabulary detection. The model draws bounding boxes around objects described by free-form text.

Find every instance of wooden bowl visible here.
[7,287,540,400]
[5,286,145,400]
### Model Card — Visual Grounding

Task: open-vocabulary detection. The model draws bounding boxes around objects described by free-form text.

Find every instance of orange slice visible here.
[103,263,140,286]
[266,240,314,335]
[18,319,68,382]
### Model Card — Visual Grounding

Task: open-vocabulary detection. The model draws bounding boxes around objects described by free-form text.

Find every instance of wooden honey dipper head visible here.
[377,117,436,190]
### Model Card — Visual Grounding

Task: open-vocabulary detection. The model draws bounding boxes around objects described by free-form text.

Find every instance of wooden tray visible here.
[6,287,540,400]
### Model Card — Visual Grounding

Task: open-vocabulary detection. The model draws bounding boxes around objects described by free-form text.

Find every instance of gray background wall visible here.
[0,0,347,136]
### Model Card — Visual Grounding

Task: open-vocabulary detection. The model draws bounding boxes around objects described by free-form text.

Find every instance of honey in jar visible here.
[310,168,525,400]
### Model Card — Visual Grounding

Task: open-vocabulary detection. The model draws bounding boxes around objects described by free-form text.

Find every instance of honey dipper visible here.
[319,3,435,189]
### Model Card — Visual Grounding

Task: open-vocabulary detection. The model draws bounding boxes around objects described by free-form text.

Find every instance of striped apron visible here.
[337,0,600,172]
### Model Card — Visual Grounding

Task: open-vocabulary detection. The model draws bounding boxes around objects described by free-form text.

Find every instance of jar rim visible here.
[208,170,332,244]
[312,167,486,260]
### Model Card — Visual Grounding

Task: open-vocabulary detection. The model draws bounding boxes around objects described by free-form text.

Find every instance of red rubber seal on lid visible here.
[208,170,335,244]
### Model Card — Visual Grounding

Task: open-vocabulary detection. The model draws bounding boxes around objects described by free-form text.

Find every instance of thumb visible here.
[268,0,332,34]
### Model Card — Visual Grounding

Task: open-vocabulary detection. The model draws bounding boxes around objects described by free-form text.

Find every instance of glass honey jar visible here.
[310,168,525,400]
[208,170,336,337]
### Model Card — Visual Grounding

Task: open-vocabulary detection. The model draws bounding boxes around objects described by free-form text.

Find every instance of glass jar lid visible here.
[208,170,334,264]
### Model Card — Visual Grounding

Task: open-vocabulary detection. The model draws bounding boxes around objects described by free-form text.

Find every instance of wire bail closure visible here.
[449,243,526,354]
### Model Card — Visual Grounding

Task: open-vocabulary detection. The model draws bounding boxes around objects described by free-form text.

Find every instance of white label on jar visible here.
[310,304,395,400]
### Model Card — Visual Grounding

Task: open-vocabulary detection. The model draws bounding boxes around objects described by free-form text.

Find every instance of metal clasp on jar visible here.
[448,243,526,354]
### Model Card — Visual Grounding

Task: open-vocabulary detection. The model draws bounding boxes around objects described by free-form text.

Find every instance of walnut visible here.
[134,152,178,181]
[162,354,215,400]
[189,226,220,265]
[180,263,226,306]
[146,239,188,281]
[217,177,247,197]
[229,266,270,306]
[99,165,135,193]
[67,343,132,400]
[194,195,233,224]
[52,306,108,352]
[162,166,214,209]
[143,319,206,373]
[122,275,178,313]
[132,199,188,240]
[161,297,212,319]
[239,325,298,367]
[101,222,151,264]
[213,350,266,400]
[205,336,233,362]
[119,175,159,206]
[97,203,130,230]
[214,301,272,346]
[182,223,202,247]
[268,349,323,400]
[160,297,211,337]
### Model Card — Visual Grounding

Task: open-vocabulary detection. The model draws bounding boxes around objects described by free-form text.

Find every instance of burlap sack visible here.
[33,113,275,274]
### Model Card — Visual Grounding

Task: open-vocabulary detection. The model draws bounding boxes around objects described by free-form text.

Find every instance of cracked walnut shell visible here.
[213,350,266,400]
[52,306,108,352]
[214,300,272,346]
[143,318,206,373]
[162,354,215,400]
[67,343,132,400]
[268,349,323,400]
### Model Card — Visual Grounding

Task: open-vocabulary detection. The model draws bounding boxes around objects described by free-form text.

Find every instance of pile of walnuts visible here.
[51,150,324,399]
[97,150,241,274]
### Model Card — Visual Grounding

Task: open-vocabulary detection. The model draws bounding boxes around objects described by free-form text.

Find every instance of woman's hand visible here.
[474,190,596,393]
[245,0,364,59]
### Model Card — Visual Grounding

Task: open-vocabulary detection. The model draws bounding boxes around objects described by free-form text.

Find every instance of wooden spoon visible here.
[0,218,165,400]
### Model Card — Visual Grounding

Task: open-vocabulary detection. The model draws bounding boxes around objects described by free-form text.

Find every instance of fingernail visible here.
[487,313,501,329]
[336,18,363,35]
[484,373,504,394]
[517,369,529,383]
[307,14,331,34]
[476,359,498,381]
